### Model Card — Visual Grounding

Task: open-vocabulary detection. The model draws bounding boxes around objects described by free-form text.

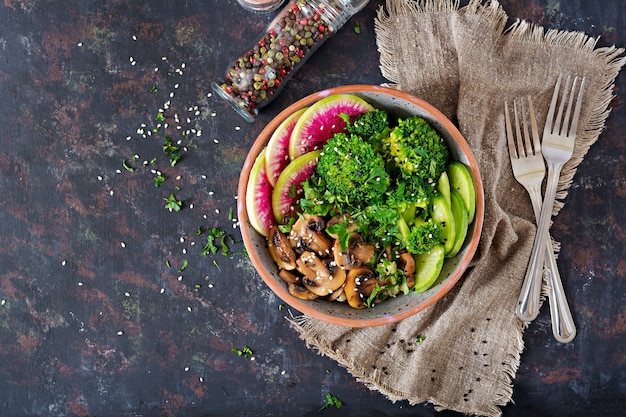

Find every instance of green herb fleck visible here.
[150,86,158,93]
[231,345,253,358]
[416,335,426,343]
[354,21,361,34]
[319,392,342,411]
[154,173,167,188]
[178,259,188,272]
[122,160,135,172]
[164,192,183,212]
[278,304,285,311]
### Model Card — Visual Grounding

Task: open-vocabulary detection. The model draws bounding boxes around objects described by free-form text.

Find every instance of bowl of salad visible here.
[238,85,484,327]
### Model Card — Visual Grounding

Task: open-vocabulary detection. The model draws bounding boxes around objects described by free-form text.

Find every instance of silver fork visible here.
[505,95,576,343]
[520,74,584,332]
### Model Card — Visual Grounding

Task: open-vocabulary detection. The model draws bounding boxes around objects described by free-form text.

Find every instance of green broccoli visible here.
[382,115,449,182]
[342,110,391,152]
[405,217,443,254]
[315,133,390,208]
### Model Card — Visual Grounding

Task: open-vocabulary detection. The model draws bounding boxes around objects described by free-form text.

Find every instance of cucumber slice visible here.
[447,161,476,223]
[448,189,469,258]
[412,244,445,293]
[437,171,451,209]
[430,195,456,256]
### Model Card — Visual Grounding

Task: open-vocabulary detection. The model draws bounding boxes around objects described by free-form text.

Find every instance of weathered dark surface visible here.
[0,1,624,416]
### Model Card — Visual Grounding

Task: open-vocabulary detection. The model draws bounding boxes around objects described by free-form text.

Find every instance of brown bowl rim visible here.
[237,84,484,327]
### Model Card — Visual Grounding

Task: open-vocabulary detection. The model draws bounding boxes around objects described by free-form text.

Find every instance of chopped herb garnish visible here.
[288,183,297,198]
[354,21,361,34]
[166,260,171,268]
[178,259,188,272]
[231,345,253,358]
[164,192,183,212]
[150,86,158,93]
[278,304,285,311]
[154,173,167,187]
[228,207,234,221]
[319,392,342,411]
[122,160,135,172]
[364,283,384,308]
[416,335,426,343]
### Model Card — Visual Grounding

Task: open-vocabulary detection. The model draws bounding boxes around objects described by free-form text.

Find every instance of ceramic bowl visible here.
[237,85,484,327]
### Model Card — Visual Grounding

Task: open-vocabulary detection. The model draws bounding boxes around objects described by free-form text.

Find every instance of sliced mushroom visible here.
[333,232,376,270]
[288,214,333,256]
[296,251,347,297]
[325,214,358,239]
[397,252,416,289]
[344,266,380,309]
[278,269,300,285]
[288,283,318,300]
[267,225,296,270]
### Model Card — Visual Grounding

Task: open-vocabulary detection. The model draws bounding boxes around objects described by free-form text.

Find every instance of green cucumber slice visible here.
[430,195,456,256]
[412,244,445,292]
[447,161,476,224]
[448,189,469,258]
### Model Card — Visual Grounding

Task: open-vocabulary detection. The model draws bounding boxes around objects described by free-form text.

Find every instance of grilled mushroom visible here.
[397,252,416,289]
[267,225,296,270]
[288,283,318,300]
[288,214,333,256]
[296,251,347,297]
[344,266,379,309]
[333,232,375,270]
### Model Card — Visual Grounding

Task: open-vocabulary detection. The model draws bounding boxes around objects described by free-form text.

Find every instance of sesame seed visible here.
[1,300,5,306]
[120,242,126,248]
[184,367,190,372]
[124,292,131,297]
[187,306,192,312]
[117,331,124,336]
[61,260,67,266]
[160,288,166,294]
[78,282,84,286]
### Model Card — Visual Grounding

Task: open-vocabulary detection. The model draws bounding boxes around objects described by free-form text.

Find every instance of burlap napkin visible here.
[289,0,625,415]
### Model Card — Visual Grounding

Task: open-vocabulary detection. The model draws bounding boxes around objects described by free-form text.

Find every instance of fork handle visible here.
[516,162,563,322]
[544,241,576,343]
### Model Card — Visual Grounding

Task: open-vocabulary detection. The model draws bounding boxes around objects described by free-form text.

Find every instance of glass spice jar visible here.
[212,0,369,122]
[237,0,285,13]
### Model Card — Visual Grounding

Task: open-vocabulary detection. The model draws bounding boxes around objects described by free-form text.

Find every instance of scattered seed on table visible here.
[117,330,124,336]
[124,292,131,297]
[120,242,126,248]
[160,288,166,294]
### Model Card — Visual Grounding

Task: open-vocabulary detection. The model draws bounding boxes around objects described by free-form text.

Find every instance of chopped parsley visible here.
[319,392,342,411]
[231,345,253,358]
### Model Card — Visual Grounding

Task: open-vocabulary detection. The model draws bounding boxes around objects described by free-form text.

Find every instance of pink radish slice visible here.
[246,149,276,237]
[272,150,321,224]
[289,94,374,160]
[265,107,307,187]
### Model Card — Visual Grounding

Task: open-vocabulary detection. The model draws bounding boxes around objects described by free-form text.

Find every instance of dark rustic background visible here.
[0,1,624,416]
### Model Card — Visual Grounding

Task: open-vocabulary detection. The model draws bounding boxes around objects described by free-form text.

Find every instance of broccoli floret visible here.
[405,217,443,254]
[342,110,391,151]
[382,115,449,182]
[315,133,390,208]
[386,177,432,221]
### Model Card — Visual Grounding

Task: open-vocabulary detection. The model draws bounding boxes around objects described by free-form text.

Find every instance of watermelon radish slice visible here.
[246,148,276,237]
[265,107,307,187]
[272,150,322,224]
[289,94,374,159]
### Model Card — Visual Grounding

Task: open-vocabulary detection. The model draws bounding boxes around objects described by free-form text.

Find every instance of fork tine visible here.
[519,98,534,157]
[513,100,526,158]
[544,73,563,135]
[555,74,572,135]
[527,96,541,154]
[567,76,586,136]
[504,101,517,158]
